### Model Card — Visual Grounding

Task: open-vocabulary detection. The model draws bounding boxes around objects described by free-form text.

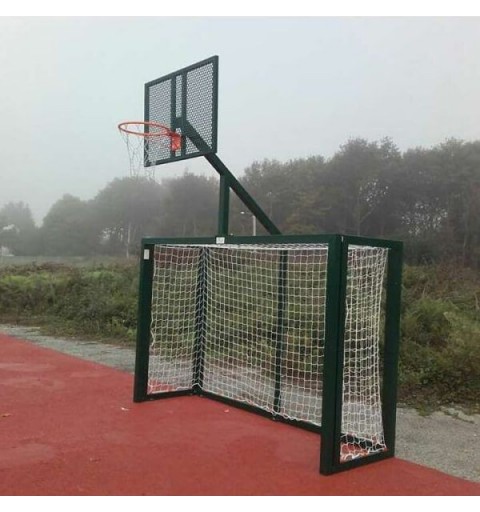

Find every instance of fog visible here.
[1,16,479,224]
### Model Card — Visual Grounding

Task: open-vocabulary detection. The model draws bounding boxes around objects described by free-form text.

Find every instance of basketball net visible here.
[118,122,181,179]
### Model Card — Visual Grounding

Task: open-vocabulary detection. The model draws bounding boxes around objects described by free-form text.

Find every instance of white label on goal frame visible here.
[143,249,150,260]
[215,237,225,244]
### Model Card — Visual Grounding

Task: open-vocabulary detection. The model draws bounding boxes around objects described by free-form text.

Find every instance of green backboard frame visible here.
[145,56,218,166]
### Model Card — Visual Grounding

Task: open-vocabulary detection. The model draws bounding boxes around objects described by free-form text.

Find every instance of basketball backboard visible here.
[144,55,219,166]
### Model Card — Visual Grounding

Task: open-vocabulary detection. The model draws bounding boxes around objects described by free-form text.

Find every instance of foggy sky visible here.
[1,16,479,224]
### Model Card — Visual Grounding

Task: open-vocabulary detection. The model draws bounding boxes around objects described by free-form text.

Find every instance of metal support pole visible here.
[273,250,288,414]
[133,243,155,402]
[218,174,230,236]
[193,248,208,392]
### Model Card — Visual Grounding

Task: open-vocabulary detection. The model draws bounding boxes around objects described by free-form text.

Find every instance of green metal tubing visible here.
[320,235,344,474]
[273,250,289,414]
[133,243,155,402]
[193,248,208,391]
[142,389,194,401]
[206,153,281,236]
[381,243,403,454]
[179,119,280,236]
[226,234,333,245]
[177,121,280,235]
[143,83,150,168]
[211,57,219,154]
[141,234,335,246]
[141,236,219,246]
[182,120,210,155]
[181,72,188,158]
[170,76,178,159]
[330,240,350,469]
[145,56,219,89]
[321,238,403,474]
[218,174,230,236]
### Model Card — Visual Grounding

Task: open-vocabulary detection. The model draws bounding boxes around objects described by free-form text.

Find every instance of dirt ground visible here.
[1,324,479,484]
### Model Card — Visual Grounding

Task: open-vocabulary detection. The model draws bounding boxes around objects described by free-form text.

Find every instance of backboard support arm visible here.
[183,120,281,236]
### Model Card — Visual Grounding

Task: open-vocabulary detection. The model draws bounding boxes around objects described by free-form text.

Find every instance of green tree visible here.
[320,138,402,236]
[157,172,218,236]
[91,177,165,257]
[432,139,480,267]
[41,195,99,256]
[398,139,480,266]
[0,202,39,255]
[236,156,326,234]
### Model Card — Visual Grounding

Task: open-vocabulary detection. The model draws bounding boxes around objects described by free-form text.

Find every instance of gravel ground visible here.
[1,324,479,483]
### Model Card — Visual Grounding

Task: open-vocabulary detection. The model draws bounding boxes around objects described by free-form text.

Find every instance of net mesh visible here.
[147,243,388,460]
[146,56,217,165]
[118,123,180,179]
[340,245,388,462]
[202,245,327,425]
[148,246,200,392]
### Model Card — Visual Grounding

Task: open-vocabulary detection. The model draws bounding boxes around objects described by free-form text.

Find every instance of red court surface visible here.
[1,333,479,496]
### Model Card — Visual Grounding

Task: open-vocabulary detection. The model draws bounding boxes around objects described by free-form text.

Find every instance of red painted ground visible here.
[1,333,479,496]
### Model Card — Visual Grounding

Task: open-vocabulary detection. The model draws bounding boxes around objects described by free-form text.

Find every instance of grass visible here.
[0,260,138,345]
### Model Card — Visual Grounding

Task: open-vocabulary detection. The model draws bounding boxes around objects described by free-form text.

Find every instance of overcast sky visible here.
[1,16,480,224]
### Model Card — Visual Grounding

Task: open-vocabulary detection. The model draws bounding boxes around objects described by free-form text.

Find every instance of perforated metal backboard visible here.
[144,56,218,166]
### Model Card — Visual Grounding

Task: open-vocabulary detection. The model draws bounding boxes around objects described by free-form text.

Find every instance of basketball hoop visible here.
[118,121,182,179]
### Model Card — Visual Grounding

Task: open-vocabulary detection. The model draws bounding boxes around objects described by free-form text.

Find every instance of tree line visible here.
[1,137,479,268]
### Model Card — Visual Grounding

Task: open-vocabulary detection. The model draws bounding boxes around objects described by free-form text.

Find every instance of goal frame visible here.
[133,233,403,476]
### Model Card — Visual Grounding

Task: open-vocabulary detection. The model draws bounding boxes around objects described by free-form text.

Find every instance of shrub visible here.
[398,267,480,407]
[0,262,138,344]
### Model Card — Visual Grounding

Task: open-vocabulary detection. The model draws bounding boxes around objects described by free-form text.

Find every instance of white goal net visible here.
[341,246,388,460]
[147,242,388,463]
